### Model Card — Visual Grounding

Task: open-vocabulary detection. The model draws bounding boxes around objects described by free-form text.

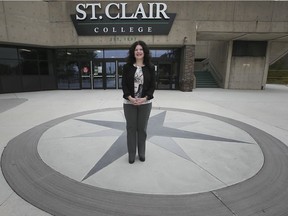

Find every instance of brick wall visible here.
[180,45,195,91]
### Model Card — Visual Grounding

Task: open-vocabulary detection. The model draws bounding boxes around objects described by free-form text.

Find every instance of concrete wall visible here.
[1,1,288,47]
[195,1,288,34]
[195,41,209,59]
[208,41,229,88]
[229,57,266,89]
[1,1,51,46]
[0,2,7,42]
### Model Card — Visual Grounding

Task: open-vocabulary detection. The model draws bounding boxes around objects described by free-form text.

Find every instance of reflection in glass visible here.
[106,62,116,75]
[67,61,80,89]
[93,50,104,58]
[106,77,116,88]
[118,61,125,89]
[38,50,48,60]
[151,50,170,58]
[80,61,91,89]
[157,63,171,89]
[104,50,128,58]
[56,49,67,59]
[19,49,37,60]
[66,49,78,57]
[22,60,38,75]
[93,62,103,89]
[106,62,116,88]
[56,61,80,89]
[0,59,20,75]
[39,61,49,75]
[94,78,103,88]
[0,47,18,59]
[53,48,180,90]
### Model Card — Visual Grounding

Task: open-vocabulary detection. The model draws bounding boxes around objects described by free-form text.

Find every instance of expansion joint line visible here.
[211,191,239,216]
[0,192,13,207]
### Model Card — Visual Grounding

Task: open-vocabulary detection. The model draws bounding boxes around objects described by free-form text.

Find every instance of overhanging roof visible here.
[197,32,288,41]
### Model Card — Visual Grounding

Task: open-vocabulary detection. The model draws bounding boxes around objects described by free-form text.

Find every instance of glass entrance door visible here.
[93,61,104,89]
[117,61,125,89]
[80,61,92,89]
[93,60,116,89]
[155,62,179,90]
[90,60,125,89]
[157,63,171,89]
[105,61,116,89]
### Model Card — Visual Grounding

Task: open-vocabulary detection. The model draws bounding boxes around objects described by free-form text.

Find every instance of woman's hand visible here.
[128,96,147,105]
[135,97,147,105]
[128,96,137,105]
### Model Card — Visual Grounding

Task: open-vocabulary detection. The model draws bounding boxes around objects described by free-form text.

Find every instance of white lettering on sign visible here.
[76,2,170,20]
[76,3,102,20]
[94,26,153,34]
[105,3,120,19]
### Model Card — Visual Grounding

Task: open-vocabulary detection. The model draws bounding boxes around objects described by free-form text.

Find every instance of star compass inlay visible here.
[3,106,287,216]
[38,108,263,194]
[75,110,252,181]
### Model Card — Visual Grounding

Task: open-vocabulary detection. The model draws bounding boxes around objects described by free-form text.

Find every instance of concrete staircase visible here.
[194,70,219,88]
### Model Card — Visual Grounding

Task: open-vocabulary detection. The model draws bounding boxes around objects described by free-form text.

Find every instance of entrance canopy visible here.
[197,32,288,42]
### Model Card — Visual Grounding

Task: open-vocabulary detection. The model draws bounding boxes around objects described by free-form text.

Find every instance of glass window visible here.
[157,63,172,89]
[0,47,18,59]
[39,61,49,75]
[151,49,177,59]
[19,48,38,60]
[106,62,116,75]
[56,49,67,59]
[66,49,79,57]
[56,61,68,89]
[104,50,128,58]
[118,61,125,89]
[151,50,167,58]
[0,59,20,75]
[38,50,48,60]
[77,49,105,59]
[93,49,104,59]
[22,60,38,75]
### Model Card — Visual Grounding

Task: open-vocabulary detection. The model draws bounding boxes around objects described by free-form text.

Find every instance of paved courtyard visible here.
[1,84,288,216]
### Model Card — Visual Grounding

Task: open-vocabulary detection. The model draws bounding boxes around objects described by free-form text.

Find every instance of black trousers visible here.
[123,103,152,161]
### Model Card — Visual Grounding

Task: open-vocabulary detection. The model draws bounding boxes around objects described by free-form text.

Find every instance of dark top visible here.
[122,63,156,100]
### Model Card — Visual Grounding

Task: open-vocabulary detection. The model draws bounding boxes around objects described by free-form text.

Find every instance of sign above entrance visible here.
[71,2,176,36]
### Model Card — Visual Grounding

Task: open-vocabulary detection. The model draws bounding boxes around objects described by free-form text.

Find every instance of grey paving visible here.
[0,84,288,216]
[0,98,27,113]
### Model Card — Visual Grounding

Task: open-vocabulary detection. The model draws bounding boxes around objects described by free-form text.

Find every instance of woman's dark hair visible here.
[126,40,152,66]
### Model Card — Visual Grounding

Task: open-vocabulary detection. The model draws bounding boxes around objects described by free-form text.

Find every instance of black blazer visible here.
[122,63,155,100]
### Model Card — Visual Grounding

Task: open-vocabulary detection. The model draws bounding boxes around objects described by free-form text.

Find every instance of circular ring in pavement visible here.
[2,107,288,216]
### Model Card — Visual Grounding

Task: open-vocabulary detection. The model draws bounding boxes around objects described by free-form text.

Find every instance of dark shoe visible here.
[129,159,135,164]
[139,156,145,162]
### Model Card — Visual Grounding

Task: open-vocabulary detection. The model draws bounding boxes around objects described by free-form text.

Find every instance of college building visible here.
[0,0,288,93]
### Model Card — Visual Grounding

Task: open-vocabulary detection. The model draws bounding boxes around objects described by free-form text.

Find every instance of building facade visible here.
[1,1,288,93]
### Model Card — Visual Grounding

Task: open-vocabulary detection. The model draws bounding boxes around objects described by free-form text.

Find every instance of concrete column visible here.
[224,41,233,89]
[261,41,271,90]
[179,45,195,92]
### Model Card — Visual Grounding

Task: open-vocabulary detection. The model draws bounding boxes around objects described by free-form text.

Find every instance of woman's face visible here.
[134,44,144,61]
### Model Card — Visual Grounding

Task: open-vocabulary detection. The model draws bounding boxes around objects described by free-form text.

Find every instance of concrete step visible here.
[195,71,219,88]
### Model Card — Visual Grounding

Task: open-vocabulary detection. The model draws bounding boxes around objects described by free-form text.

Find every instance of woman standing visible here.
[122,41,156,164]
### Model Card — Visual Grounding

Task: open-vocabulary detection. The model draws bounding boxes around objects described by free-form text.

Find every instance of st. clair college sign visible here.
[71,2,176,36]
